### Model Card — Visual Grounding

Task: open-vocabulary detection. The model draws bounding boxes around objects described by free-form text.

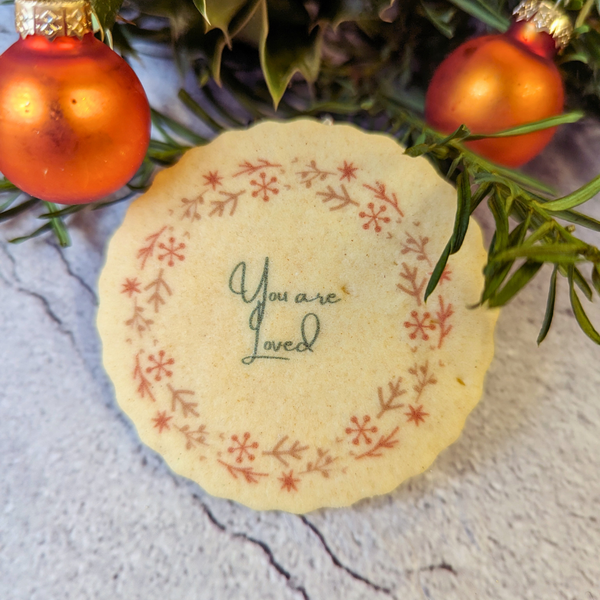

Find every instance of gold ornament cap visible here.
[15,0,92,40]
[513,0,573,50]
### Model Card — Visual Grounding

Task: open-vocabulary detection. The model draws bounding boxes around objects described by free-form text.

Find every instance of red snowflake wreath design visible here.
[158,237,186,267]
[404,310,436,341]
[345,415,378,445]
[228,432,259,463]
[250,172,279,202]
[146,350,174,381]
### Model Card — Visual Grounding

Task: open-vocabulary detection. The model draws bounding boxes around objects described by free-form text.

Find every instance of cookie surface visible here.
[97,119,498,513]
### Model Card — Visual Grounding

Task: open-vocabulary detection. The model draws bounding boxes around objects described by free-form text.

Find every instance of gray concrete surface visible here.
[0,7,599,599]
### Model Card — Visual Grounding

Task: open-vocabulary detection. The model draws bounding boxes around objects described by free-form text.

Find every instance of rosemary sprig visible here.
[378,98,600,344]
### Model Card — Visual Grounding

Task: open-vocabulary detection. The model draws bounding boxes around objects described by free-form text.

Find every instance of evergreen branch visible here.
[9,222,54,245]
[151,108,208,146]
[0,191,22,213]
[42,202,71,248]
[178,89,226,133]
[537,265,558,345]
[536,172,600,212]
[464,111,585,140]
[0,179,18,193]
[378,99,600,343]
[0,198,39,222]
[2,0,600,347]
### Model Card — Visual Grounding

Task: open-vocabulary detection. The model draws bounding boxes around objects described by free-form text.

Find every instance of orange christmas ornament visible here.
[425,0,573,167]
[0,0,151,204]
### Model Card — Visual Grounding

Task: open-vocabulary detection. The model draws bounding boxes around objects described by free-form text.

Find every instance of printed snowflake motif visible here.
[359,203,391,233]
[152,410,173,433]
[345,415,378,445]
[228,432,259,463]
[158,237,186,267]
[279,470,300,492]
[146,350,174,381]
[404,310,436,341]
[121,278,141,297]
[405,405,429,426]
[250,172,279,202]
[203,170,223,190]
[338,160,358,181]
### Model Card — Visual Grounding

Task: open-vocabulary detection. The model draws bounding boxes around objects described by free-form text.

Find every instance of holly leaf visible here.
[418,2,456,38]
[201,0,249,44]
[131,0,202,37]
[91,0,123,30]
[194,0,209,23]
[203,0,262,84]
[258,0,323,108]
[317,0,395,26]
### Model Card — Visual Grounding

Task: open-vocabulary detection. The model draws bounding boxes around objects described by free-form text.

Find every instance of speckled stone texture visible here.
[0,8,598,599]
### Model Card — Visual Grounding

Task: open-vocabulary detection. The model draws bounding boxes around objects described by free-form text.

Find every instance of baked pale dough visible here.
[98,119,498,513]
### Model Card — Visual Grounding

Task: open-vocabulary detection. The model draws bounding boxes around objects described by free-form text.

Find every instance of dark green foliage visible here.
[2,0,600,343]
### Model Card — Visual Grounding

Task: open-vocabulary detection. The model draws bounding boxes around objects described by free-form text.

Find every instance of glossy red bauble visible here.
[425,21,564,167]
[0,33,151,204]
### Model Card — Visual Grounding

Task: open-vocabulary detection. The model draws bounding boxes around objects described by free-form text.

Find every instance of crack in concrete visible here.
[193,495,310,600]
[1,243,80,352]
[419,563,457,576]
[0,243,452,597]
[299,516,395,597]
[194,495,226,532]
[236,533,310,600]
[46,241,98,306]
[15,285,79,350]
[0,242,17,279]
[414,561,458,600]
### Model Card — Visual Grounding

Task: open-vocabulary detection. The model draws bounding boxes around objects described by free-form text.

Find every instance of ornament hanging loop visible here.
[15,0,93,40]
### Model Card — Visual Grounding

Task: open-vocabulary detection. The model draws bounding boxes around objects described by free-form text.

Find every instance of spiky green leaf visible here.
[418,1,456,38]
[317,0,394,26]
[204,0,262,83]
[259,0,323,108]
[193,0,209,23]
[91,0,123,30]
[201,0,249,42]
